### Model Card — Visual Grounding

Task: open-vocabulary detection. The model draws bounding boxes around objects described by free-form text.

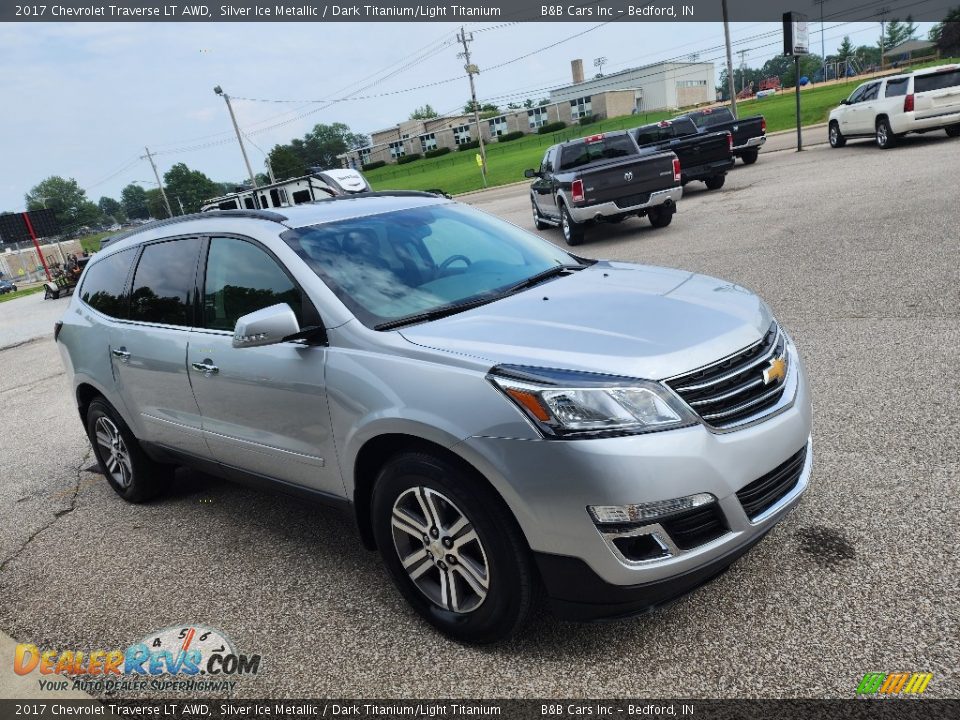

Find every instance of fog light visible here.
[588,493,715,525]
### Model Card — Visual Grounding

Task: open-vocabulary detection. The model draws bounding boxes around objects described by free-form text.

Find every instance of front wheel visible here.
[560,203,585,246]
[946,124,960,138]
[648,206,674,228]
[876,118,897,149]
[704,174,726,190]
[829,122,846,148]
[740,149,759,165]
[371,452,538,644]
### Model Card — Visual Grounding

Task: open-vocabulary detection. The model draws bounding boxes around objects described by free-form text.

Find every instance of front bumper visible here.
[455,343,812,609]
[567,185,682,224]
[733,135,766,151]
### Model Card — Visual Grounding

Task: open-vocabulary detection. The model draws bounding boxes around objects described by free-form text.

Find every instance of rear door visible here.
[109,236,209,457]
[912,67,960,120]
[187,235,343,496]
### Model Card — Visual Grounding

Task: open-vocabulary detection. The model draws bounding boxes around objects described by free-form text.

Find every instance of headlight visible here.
[489,365,696,438]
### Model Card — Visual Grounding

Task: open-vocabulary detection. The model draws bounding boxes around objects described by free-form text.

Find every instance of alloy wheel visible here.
[391,486,490,614]
[95,416,133,488]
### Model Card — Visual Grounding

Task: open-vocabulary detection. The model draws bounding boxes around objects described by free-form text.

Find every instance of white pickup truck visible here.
[828,64,960,149]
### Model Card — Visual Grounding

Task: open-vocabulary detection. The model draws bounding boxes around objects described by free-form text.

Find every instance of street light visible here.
[214,85,260,207]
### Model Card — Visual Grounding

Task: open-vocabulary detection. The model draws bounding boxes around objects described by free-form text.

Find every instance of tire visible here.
[876,117,897,149]
[44,287,53,300]
[829,122,846,148]
[740,149,759,165]
[946,124,960,138]
[648,206,674,228]
[559,203,585,246]
[704,174,726,191]
[371,451,539,644]
[85,398,169,503]
[531,198,549,230]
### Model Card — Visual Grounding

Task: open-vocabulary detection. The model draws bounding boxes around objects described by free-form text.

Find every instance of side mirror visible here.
[232,303,301,349]
[840,99,849,105]
[524,168,539,178]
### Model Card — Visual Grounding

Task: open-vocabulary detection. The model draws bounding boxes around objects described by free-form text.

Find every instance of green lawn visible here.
[367,57,958,196]
[0,285,43,303]
[77,231,113,254]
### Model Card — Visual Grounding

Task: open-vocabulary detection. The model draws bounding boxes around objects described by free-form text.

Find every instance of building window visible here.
[389,141,406,158]
[527,106,549,129]
[358,147,371,164]
[453,124,472,145]
[676,80,708,88]
[487,116,509,137]
[420,133,437,152]
[570,96,592,119]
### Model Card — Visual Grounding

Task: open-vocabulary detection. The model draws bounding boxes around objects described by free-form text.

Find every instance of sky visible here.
[0,18,937,211]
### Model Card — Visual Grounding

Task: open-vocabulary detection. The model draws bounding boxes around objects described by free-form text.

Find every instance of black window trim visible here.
[193,232,326,344]
[123,234,204,331]
[76,246,139,321]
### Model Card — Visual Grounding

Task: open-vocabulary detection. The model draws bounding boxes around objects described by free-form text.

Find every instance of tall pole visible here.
[143,146,174,218]
[215,86,260,206]
[737,48,750,94]
[722,0,738,117]
[22,212,52,281]
[457,27,487,186]
[795,56,803,151]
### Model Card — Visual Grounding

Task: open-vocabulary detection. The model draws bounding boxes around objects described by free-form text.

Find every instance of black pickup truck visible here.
[630,118,733,190]
[674,107,767,164]
[525,131,682,246]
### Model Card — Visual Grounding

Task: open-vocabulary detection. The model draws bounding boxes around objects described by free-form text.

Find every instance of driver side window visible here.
[540,149,553,173]
[848,85,867,104]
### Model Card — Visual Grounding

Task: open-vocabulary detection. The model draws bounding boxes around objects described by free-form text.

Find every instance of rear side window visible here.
[885,78,909,97]
[558,135,636,170]
[203,236,302,331]
[690,109,731,129]
[915,69,960,93]
[79,248,136,318]
[129,238,201,326]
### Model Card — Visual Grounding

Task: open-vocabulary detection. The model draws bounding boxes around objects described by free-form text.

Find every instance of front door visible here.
[187,235,344,497]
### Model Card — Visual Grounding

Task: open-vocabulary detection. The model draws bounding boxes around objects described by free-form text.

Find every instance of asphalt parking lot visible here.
[1,133,958,699]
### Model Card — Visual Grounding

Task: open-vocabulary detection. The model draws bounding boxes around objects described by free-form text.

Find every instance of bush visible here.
[424,147,451,158]
[537,121,567,134]
[497,130,526,142]
[362,160,386,170]
[578,114,599,126]
[456,140,481,151]
[396,153,422,165]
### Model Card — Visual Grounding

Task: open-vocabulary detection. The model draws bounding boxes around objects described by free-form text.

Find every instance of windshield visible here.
[282,203,580,328]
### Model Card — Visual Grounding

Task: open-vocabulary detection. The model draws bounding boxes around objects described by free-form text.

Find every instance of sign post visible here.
[783,11,810,152]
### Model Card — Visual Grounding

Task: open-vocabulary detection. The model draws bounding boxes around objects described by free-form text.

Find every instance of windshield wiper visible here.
[374,295,502,331]
[504,264,583,294]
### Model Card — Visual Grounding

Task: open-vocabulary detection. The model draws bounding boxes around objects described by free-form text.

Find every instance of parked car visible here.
[56,194,812,643]
[0,279,17,294]
[525,131,682,245]
[676,107,767,164]
[828,64,960,149]
[630,118,734,190]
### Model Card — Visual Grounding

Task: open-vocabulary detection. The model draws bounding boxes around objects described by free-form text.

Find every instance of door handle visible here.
[111,347,130,362]
[191,360,219,375]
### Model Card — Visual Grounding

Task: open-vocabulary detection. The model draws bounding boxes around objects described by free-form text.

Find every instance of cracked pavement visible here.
[0,136,958,699]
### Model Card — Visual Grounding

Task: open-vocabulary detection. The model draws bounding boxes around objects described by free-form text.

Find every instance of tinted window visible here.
[558,135,636,170]
[79,248,136,318]
[915,69,960,93]
[204,237,302,331]
[129,238,201,326]
[690,108,732,129]
[848,85,868,103]
[861,83,880,101]
[885,78,909,97]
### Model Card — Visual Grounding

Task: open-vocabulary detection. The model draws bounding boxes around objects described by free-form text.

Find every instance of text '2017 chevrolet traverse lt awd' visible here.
[57,192,812,643]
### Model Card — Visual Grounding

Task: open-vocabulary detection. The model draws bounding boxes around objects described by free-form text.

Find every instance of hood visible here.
[399,262,772,380]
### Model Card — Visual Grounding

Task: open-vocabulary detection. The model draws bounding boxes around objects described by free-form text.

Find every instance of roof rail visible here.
[99,209,288,249]
[314,190,448,202]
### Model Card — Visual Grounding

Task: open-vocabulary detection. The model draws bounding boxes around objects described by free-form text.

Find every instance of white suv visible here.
[828,64,960,149]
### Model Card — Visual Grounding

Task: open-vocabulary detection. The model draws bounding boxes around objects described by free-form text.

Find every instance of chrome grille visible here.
[665,322,787,428]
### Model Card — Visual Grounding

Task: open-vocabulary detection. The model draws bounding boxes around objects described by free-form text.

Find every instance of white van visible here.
[828,64,960,149]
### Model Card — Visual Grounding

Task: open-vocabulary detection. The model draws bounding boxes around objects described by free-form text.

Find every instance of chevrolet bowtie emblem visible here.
[763,356,787,385]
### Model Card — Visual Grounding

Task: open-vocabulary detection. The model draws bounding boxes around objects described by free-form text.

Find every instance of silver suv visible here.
[57,192,812,643]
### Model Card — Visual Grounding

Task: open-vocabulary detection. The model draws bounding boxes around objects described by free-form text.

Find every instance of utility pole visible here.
[214,85,260,207]
[142,146,174,218]
[738,48,750,94]
[457,26,487,186]
[722,0,738,117]
[814,0,828,76]
[176,196,186,216]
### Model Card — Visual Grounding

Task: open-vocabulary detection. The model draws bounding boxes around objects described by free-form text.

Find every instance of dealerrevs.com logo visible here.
[13,624,261,694]
[856,672,933,697]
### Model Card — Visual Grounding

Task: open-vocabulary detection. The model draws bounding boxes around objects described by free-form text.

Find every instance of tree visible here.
[145,188,170,220]
[162,163,219,215]
[506,102,522,109]
[268,144,307,180]
[881,18,917,53]
[280,123,367,171]
[25,176,101,231]
[409,104,438,119]
[120,183,150,220]
[855,44,882,69]
[837,36,855,63]
[98,196,125,222]
[929,7,960,55]
[523,98,535,108]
